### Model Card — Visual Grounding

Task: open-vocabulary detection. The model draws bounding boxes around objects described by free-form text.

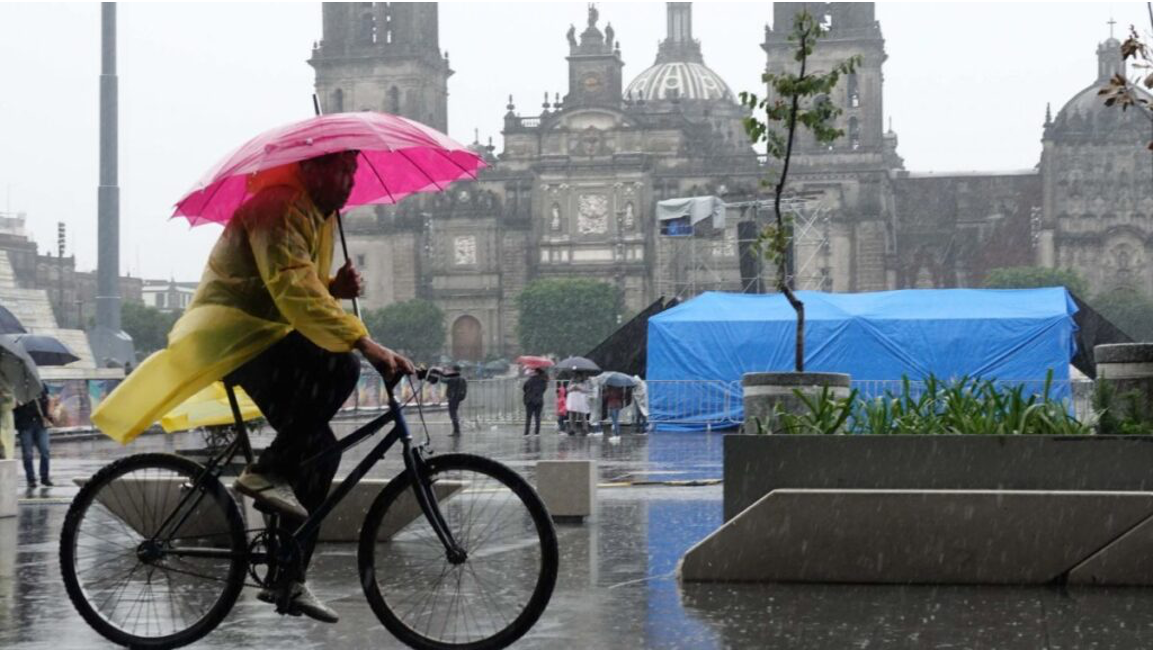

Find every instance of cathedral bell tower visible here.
[564,5,625,109]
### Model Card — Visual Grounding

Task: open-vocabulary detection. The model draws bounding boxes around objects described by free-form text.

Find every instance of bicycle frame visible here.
[153,379,465,568]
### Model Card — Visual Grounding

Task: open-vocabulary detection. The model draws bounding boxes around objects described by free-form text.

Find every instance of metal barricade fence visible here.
[645,380,743,429]
[337,374,1099,427]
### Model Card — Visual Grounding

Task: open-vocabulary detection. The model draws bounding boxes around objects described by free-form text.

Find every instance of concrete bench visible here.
[680,488,1153,585]
[536,460,597,522]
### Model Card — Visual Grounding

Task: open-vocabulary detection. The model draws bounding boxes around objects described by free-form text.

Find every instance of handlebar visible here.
[381,365,443,400]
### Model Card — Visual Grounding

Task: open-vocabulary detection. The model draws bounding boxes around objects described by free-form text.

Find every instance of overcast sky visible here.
[0,2,1147,281]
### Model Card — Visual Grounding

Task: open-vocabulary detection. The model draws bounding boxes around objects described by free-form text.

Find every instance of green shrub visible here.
[1092,381,1153,435]
[755,371,1091,435]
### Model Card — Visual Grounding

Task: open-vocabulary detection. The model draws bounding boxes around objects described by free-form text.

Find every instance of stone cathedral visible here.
[308,2,1151,361]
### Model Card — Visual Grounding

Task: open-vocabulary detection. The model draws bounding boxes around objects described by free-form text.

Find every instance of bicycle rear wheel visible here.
[60,453,247,649]
[359,453,559,650]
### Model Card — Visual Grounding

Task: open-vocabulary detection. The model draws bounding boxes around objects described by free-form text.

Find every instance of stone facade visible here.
[311,2,1152,360]
[1038,39,1153,297]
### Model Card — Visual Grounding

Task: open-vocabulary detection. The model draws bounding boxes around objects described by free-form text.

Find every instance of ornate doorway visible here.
[451,315,483,361]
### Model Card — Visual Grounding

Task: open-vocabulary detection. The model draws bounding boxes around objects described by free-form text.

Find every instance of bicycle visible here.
[59,368,560,650]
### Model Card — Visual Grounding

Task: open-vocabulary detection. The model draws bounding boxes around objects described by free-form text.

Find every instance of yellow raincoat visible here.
[92,165,368,444]
[158,382,262,434]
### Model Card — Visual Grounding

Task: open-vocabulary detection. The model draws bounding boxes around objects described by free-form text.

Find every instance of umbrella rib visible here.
[431,147,483,181]
[395,148,446,193]
[361,154,397,205]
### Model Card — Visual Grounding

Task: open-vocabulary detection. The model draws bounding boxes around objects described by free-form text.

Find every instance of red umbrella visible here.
[515,356,555,370]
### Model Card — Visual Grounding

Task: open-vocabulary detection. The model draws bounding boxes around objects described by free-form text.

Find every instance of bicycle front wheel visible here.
[359,453,559,650]
[60,453,247,649]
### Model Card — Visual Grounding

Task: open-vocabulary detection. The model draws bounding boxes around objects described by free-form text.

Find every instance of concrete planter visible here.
[683,434,1154,585]
[1095,343,1152,422]
[724,433,1153,521]
[740,372,851,435]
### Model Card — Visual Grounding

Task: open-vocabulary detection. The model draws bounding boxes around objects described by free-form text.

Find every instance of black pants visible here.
[524,402,542,435]
[448,399,462,435]
[226,331,360,579]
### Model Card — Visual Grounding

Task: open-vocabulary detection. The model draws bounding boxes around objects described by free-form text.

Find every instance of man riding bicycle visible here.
[92,151,414,623]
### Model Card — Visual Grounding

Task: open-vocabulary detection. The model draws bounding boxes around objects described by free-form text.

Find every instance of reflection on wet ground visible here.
[1,421,1150,649]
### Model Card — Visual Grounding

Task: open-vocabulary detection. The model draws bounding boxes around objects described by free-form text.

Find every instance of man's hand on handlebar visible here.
[355,337,415,382]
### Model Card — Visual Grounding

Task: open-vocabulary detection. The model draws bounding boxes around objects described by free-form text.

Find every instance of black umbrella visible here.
[0,305,27,335]
[9,334,80,366]
[556,356,600,374]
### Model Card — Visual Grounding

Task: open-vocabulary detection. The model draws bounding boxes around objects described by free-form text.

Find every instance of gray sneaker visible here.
[258,581,339,624]
[234,468,308,519]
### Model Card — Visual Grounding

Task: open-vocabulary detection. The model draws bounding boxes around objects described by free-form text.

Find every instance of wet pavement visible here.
[1,418,1150,649]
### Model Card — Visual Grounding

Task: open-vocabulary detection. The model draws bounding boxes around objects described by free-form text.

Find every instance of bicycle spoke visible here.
[367,457,555,647]
[63,455,244,647]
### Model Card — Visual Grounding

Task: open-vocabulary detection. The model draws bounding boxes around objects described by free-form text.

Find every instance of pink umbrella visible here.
[173,111,486,226]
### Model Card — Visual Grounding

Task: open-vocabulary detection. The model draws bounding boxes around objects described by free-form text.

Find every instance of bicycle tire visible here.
[60,453,247,649]
[358,453,559,650]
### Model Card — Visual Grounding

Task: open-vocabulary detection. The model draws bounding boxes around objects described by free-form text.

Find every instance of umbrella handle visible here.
[336,211,361,320]
[314,93,362,321]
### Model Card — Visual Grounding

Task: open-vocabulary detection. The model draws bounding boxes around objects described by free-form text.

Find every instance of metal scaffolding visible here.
[654,194,831,301]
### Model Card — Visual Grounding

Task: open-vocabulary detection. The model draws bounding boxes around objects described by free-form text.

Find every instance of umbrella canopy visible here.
[0,306,26,335]
[174,112,487,226]
[0,336,42,404]
[593,371,638,388]
[515,355,554,370]
[9,334,80,366]
[556,356,601,374]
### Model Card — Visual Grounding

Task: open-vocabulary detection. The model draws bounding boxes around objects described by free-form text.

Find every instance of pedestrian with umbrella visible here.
[594,372,636,438]
[556,357,599,435]
[4,334,75,488]
[91,111,484,623]
[0,335,42,461]
[521,367,548,436]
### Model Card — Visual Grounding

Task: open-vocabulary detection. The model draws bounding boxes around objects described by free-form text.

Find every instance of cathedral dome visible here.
[625,61,735,103]
[1050,37,1151,137]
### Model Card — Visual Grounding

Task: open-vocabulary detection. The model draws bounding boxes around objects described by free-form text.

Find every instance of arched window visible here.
[849,117,861,151]
[332,88,344,113]
[847,73,860,108]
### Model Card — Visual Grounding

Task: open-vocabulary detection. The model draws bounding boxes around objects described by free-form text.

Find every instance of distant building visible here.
[141,279,197,313]
[0,211,142,330]
[311,2,1152,360]
[0,211,137,372]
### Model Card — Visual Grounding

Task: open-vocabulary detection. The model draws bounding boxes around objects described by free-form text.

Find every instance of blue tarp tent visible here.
[646,288,1079,431]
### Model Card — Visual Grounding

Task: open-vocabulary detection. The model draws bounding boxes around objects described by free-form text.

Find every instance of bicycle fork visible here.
[403,445,467,565]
